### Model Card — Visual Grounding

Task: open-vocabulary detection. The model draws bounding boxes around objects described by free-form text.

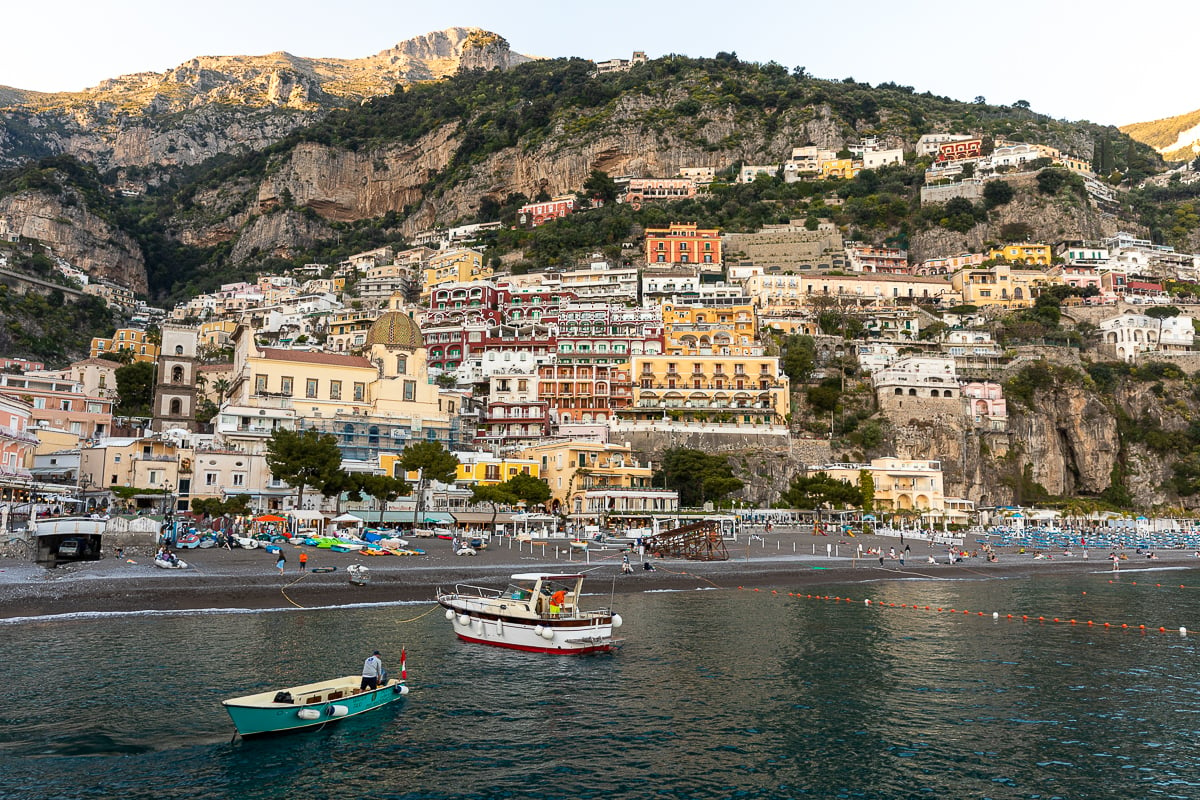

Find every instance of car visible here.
[57,539,81,558]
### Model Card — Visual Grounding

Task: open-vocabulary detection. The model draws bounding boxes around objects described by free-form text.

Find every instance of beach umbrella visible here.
[255,514,287,523]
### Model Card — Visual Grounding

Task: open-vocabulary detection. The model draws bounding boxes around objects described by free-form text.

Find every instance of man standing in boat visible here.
[361,650,384,690]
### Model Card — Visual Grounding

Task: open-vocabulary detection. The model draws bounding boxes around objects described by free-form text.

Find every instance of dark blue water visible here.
[4,568,1200,799]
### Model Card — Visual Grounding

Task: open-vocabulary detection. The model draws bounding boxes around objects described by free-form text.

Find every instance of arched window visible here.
[172,366,184,383]
[396,356,407,374]
[174,345,184,355]
[169,398,182,415]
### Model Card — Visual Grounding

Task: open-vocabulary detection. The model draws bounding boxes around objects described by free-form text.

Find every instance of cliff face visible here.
[908,176,1131,263]
[880,366,1199,510]
[0,28,531,171]
[0,190,146,292]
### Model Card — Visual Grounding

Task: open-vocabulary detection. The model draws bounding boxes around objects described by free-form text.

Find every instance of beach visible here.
[0,529,1185,620]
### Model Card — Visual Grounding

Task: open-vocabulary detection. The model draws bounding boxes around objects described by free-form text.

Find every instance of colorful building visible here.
[518,196,576,227]
[516,440,667,520]
[89,328,160,363]
[623,354,790,425]
[950,264,1056,307]
[421,248,491,300]
[987,243,1052,266]
[662,301,760,356]
[644,223,722,266]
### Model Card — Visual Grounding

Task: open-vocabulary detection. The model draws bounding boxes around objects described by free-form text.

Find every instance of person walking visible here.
[621,554,633,574]
[361,650,384,691]
[298,551,308,572]
[275,551,286,575]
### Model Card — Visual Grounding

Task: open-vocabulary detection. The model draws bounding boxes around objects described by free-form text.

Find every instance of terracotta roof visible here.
[258,349,373,368]
[71,357,123,368]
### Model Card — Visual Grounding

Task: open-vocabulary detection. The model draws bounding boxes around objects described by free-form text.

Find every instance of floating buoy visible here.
[993,612,999,619]
[864,599,871,605]
[612,614,623,628]
[1181,627,1188,636]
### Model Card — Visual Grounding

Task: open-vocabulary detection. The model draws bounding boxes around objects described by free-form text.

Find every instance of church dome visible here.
[365,311,424,350]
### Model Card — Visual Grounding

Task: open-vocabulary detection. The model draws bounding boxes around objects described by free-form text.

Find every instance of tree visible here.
[983,180,1014,209]
[114,360,155,416]
[1037,168,1070,195]
[652,448,744,507]
[359,474,410,526]
[1145,305,1181,319]
[778,471,863,509]
[858,469,875,513]
[781,334,817,383]
[502,472,551,509]
[400,441,460,525]
[471,483,516,536]
[582,169,618,204]
[1013,99,1031,110]
[265,428,344,510]
[319,468,363,514]
[211,377,231,404]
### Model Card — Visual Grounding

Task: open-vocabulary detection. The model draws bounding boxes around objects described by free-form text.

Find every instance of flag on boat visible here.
[401,648,407,681]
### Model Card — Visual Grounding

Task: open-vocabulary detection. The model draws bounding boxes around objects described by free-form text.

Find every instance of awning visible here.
[345,511,455,525]
[452,511,516,524]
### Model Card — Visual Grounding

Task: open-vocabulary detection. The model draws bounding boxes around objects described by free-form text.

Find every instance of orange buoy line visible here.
[736,586,1190,635]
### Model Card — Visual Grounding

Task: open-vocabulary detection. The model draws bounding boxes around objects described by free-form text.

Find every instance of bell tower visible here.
[152,324,200,432]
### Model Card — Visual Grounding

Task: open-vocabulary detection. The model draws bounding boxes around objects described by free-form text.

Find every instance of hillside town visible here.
[3,127,1200,545]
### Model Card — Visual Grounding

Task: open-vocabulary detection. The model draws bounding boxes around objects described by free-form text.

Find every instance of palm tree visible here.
[212,378,232,405]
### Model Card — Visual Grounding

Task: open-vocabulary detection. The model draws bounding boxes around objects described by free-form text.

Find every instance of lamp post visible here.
[161,481,176,545]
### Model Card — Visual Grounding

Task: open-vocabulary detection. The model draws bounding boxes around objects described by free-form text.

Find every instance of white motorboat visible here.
[436,572,622,655]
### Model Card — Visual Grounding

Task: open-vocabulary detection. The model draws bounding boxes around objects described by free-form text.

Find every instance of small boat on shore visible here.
[436,573,622,655]
[154,555,188,569]
[223,651,409,737]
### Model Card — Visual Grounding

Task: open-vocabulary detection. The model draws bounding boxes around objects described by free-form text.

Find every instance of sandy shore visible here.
[0,530,1191,620]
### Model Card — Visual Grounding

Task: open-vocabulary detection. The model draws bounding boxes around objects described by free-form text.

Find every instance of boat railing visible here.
[443,583,506,599]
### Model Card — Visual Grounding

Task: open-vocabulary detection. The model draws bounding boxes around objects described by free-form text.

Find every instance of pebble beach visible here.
[0,529,1189,621]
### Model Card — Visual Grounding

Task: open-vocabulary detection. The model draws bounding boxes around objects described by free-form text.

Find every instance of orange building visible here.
[644,223,722,266]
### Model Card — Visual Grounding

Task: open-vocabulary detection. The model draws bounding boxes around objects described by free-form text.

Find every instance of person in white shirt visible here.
[361,650,384,690]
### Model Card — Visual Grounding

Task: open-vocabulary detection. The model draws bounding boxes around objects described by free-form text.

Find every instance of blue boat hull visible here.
[223,676,408,737]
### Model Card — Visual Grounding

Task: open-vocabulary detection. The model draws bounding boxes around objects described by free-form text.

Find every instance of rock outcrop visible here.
[0,28,531,171]
[0,191,146,292]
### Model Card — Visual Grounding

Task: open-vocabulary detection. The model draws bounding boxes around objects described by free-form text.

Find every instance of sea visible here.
[3,567,1200,800]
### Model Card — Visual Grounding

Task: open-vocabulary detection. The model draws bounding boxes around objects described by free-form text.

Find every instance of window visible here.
[280,377,293,396]
[232,473,245,487]
[306,379,318,399]
[205,472,219,486]
[255,374,267,394]
[172,366,184,383]
[403,381,416,401]
[397,356,407,374]
[330,381,342,400]
[169,398,182,415]
[353,383,366,402]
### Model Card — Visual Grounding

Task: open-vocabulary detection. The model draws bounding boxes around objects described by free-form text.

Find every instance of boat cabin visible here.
[505,573,585,616]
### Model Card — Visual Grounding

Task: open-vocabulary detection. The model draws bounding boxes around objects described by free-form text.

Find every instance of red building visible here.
[495,284,576,325]
[644,223,722,266]
[936,139,983,162]
[518,197,576,227]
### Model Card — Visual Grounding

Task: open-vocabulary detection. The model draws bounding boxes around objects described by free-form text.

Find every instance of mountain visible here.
[0,27,531,173]
[1121,108,1200,163]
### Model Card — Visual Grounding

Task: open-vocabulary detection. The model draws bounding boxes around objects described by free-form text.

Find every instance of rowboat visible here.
[436,573,622,655]
[223,651,409,737]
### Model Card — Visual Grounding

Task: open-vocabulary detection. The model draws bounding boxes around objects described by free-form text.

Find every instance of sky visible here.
[0,0,1190,127]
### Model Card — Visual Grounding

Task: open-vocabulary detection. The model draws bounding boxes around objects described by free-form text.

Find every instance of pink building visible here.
[914,253,986,276]
[0,394,37,492]
[961,382,1007,430]
[518,197,576,227]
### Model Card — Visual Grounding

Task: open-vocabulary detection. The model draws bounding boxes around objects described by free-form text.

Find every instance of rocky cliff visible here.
[0,28,531,171]
[0,190,146,292]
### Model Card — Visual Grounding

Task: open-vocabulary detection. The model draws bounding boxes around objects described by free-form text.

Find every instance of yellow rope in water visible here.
[395,604,443,624]
[280,572,309,608]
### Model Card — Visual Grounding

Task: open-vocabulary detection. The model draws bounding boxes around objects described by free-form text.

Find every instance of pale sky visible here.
[0,0,1189,127]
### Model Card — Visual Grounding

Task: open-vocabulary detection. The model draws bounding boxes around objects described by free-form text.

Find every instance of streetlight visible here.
[161,481,176,545]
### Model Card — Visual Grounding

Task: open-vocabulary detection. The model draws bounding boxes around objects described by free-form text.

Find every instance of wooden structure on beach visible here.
[643,520,729,561]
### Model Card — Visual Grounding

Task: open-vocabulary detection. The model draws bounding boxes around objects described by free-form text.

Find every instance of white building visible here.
[1098,313,1196,361]
[874,356,959,399]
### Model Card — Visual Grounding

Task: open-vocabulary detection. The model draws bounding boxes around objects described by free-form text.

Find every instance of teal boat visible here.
[223,652,410,737]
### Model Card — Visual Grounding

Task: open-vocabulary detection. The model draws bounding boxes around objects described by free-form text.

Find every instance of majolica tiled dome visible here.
[365,311,424,350]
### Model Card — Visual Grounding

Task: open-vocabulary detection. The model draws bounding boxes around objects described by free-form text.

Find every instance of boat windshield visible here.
[504,584,534,600]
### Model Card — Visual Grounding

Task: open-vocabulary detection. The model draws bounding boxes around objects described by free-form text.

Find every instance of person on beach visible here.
[643,560,655,572]
[275,551,286,574]
[361,650,383,690]
[621,554,633,574]
[299,552,308,572]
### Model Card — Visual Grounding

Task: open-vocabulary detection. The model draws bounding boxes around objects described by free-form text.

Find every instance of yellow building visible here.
[517,440,655,516]
[819,159,862,180]
[198,319,238,349]
[89,329,160,363]
[950,263,1058,307]
[818,458,947,515]
[422,248,492,300]
[662,302,760,356]
[624,354,790,425]
[325,307,383,352]
[987,243,1052,266]
[219,297,454,464]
